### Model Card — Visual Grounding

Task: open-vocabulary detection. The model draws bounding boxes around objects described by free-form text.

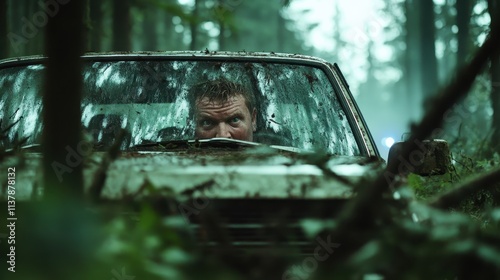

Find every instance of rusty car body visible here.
[0,51,385,254]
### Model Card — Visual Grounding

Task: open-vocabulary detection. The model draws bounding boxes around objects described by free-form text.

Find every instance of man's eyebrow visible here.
[225,113,245,120]
[196,111,214,117]
[197,115,215,120]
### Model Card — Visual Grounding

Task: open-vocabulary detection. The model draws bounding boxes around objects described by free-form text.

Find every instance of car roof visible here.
[0,51,335,68]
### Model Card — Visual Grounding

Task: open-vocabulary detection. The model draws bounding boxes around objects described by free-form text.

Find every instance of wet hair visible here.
[188,79,255,115]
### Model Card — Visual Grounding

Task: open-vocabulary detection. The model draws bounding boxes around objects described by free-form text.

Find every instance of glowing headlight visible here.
[381,137,395,148]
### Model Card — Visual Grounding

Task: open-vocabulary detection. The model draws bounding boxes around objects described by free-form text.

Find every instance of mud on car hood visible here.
[3,140,384,201]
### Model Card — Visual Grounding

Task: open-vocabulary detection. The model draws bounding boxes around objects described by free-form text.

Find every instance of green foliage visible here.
[407,150,500,218]
[2,149,500,279]
[407,172,452,200]
[3,0,500,278]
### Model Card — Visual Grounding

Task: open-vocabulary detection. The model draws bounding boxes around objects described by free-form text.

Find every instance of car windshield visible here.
[0,57,361,155]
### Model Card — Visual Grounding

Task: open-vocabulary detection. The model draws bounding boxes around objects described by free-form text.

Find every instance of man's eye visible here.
[200,120,213,126]
[230,117,240,123]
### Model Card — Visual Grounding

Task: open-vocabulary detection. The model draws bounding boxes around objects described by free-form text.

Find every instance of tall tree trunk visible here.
[27,0,41,55]
[488,0,500,146]
[456,0,472,66]
[10,0,25,55]
[0,0,7,58]
[88,0,103,51]
[158,10,173,50]
[190,0,199,50]
[41,5,88,278]
[43,0,84,199]
[218,21,225,50]
[142,6,158,50]
[217,0,224,50]
[332,1,342,62]
[419,0,438,99]
[23,0,34,55]
[404,0,422,121]
[277,8,285,51]
[112,0,131,51]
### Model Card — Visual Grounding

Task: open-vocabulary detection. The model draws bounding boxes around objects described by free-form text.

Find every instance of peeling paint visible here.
[0,149,382,201]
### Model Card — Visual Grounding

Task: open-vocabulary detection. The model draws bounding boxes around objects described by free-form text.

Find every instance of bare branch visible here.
[324,25,500,270]
[430,167,500,209]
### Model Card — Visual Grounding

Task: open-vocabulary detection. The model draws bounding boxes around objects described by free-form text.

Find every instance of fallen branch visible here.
[429,166,500,209]
[325,25,500,270]
[342,24,500,228]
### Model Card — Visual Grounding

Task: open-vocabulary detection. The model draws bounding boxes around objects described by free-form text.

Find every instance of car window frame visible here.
[0,52,380,157]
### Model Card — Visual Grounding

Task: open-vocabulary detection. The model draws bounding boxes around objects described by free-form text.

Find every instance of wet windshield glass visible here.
[0,59,361,155]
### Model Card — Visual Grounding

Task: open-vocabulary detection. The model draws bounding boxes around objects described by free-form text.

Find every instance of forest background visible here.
[1,0,499,158]
[1,0,500,279]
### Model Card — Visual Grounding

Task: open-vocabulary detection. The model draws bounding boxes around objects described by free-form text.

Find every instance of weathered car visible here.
[0,51,446,257]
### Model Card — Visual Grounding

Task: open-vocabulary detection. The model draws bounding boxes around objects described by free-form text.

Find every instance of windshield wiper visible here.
[129,138,302,153]
[129,138,259,151]
[0,144,41,160]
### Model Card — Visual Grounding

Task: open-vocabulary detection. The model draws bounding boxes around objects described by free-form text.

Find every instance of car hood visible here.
[3,146,384,200]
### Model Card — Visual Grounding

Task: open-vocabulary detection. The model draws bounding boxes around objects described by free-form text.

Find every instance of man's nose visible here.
[215,123,232,138]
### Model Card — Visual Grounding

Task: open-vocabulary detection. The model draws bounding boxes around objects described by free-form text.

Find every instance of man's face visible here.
[194,94,256,141]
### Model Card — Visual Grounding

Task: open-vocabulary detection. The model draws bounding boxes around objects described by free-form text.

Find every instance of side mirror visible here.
[387,139,451,176]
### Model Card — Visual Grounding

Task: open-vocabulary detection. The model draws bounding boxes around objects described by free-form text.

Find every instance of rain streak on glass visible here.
[0,59,360,155]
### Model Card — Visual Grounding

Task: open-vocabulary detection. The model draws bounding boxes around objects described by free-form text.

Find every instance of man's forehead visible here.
[196,94,246,107]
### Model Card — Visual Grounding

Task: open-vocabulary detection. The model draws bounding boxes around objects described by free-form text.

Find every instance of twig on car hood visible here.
[87,129,126,201]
